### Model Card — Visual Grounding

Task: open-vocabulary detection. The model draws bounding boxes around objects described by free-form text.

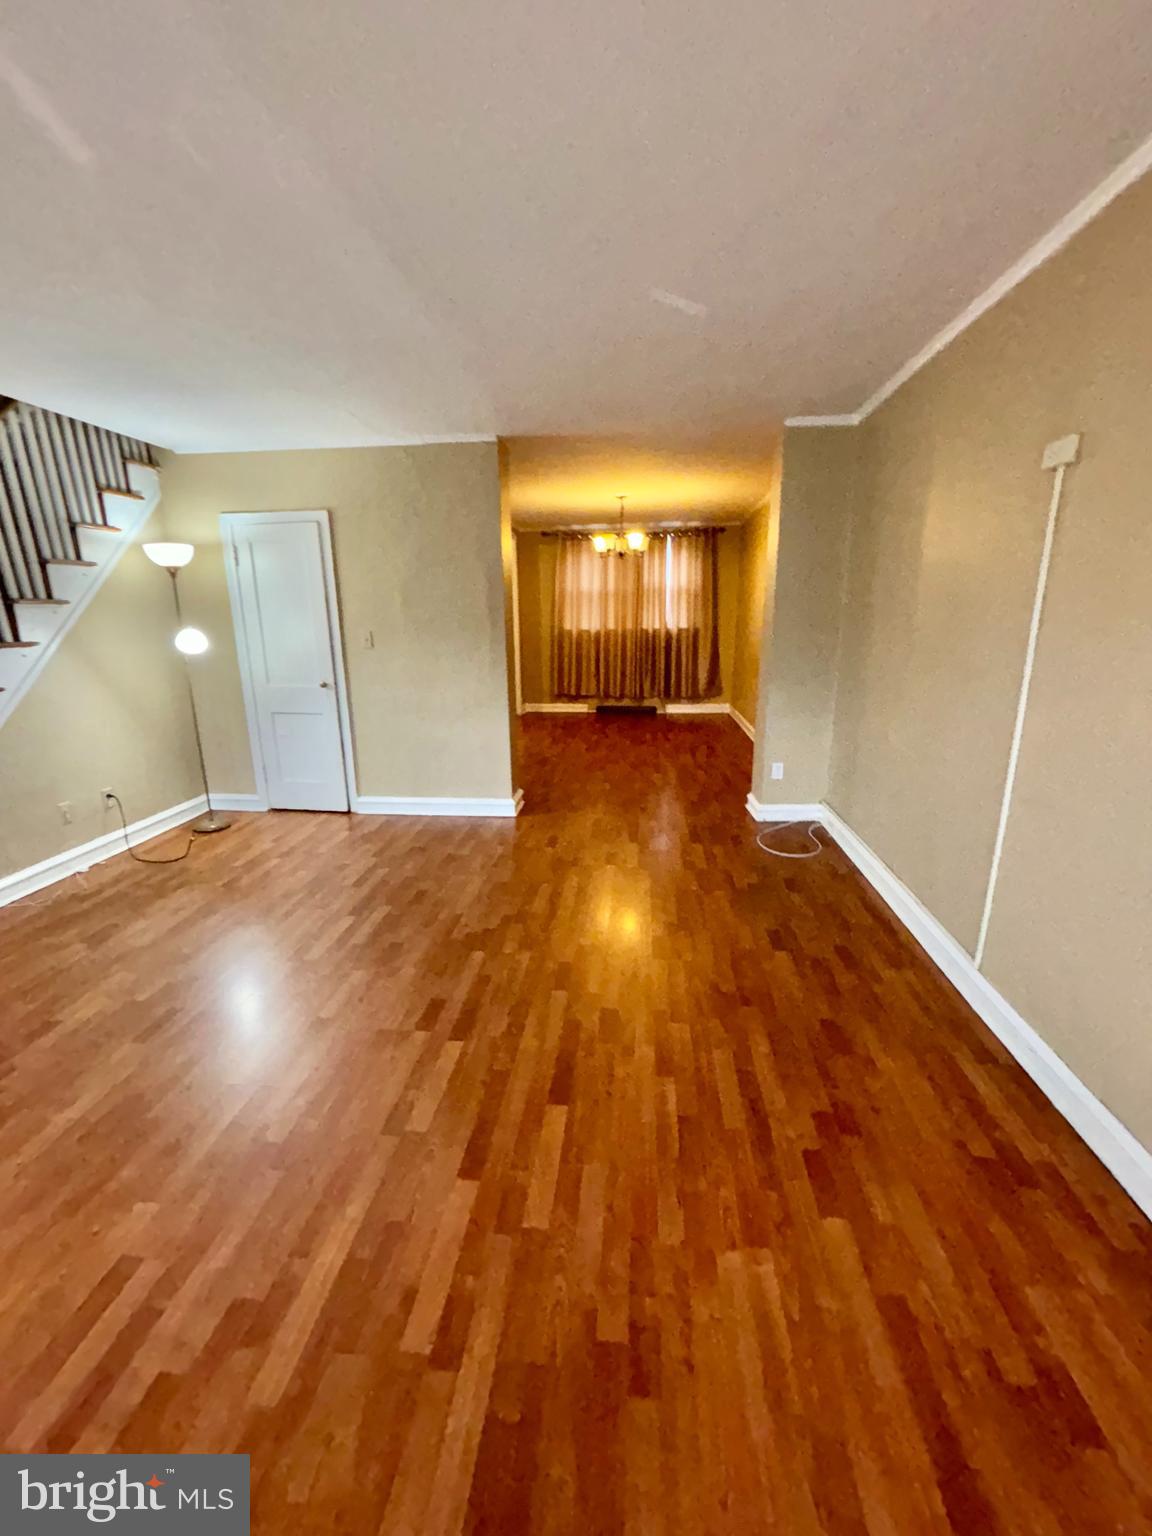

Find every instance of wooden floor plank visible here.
[2,715,1150,1533]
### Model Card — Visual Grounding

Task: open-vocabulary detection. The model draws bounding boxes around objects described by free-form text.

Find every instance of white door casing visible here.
[222,510,354,812]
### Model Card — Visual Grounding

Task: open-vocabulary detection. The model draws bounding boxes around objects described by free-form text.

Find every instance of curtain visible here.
[661,531,720,701]
[552,530,720,701]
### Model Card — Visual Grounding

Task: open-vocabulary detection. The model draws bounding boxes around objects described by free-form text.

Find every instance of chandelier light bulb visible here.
[592,495,645,556]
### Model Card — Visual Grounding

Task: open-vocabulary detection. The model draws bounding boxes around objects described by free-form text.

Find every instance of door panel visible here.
[232,517,349,812]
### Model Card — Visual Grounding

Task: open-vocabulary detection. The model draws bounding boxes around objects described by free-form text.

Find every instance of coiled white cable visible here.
[755,820,825,859]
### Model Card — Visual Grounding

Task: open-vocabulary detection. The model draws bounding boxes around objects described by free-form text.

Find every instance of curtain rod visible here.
[528,523,729,537]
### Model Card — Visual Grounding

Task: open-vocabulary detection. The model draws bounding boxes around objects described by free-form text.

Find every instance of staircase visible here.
[0,399,160,724]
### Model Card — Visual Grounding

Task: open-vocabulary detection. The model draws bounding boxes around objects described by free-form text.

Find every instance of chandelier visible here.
[591,496,648,557]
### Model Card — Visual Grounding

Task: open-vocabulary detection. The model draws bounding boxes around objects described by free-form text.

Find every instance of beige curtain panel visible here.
[552,530,720,701]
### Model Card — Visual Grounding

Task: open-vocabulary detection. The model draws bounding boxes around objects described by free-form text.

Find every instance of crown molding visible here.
[173,434,497,455]
[788,129,1152,430]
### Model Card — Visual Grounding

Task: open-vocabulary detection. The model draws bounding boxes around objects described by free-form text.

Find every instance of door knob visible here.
[319,680,331,689]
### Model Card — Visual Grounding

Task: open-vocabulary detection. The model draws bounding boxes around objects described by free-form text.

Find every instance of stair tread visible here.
[97,486,145,500]
[46,558,98,567]
[71,522,123,533]
[14,598,68,606]
[0,640,39,648]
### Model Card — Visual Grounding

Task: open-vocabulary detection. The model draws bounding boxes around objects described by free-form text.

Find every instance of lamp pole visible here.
[164,564,231,835]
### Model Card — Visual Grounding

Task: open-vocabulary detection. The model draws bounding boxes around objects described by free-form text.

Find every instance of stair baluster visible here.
[0,400,159,667]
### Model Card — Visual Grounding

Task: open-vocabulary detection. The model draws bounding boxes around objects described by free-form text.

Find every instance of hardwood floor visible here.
[2,715,1150,1533]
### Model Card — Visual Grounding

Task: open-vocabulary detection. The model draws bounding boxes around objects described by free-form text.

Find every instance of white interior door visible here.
[229,513,350,812]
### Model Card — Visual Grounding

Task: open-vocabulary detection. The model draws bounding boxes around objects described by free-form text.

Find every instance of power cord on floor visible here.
[11,796,197,913]
[756,820,825,860]
[108,792,198,864]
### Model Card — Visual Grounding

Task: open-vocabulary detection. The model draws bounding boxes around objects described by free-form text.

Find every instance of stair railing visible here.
[0,400,156,644]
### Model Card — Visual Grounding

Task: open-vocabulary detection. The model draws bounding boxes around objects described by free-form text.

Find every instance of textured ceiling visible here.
[1,1,1151,452]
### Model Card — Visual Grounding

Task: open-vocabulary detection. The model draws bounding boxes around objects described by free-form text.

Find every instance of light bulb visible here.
[591,534,610,553]
[625,530,648,551]
[143,542,194,568]
[174,626,209,655]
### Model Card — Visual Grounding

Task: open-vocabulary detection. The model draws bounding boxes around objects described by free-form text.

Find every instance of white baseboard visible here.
[729,706,755,741]
[523,699,754,741]
[207,790,524,817]
[0,795,207,909]
[819,805,1152,1221]
[352,793,522,818]
[210,792,270,813]
[745,794,823,822]
[668,702,757,741]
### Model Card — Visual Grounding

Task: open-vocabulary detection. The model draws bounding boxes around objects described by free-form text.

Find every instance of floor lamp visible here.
[143,542,231,834]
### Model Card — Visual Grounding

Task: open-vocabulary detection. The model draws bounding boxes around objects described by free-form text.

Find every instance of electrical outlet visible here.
[101,787,116,807]
[58,801,73,825]
[771,761,784,780]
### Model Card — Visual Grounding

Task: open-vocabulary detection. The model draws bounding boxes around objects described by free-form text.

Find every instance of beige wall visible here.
[515,533,557,705]
[828,170,1152,1149]
[158,442,516,801]
[751,427,857,805]
[497,441,521,782]
[716,527,741,707]
[0,513,201,878]
[730,496,773,730]
[515,526,742,705]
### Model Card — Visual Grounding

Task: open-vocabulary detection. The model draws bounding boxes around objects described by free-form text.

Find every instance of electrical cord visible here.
[756,820,825,860]
[108,792,198,864]
[10,794,197,913]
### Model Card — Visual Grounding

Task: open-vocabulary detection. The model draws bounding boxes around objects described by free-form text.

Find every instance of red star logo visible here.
[147,1476,164,1489]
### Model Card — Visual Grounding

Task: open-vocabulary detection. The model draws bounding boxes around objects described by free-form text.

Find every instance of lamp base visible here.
[193,811,232,834]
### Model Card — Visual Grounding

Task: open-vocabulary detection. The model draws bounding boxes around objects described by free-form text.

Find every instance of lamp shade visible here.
[174,626,209,655]
[143,542,194,569]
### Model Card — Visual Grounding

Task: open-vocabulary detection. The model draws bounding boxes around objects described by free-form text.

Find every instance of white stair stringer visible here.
[0,464,161,725]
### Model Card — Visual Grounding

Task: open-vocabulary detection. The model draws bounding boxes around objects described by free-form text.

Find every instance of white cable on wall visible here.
[974,435,1080,970]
